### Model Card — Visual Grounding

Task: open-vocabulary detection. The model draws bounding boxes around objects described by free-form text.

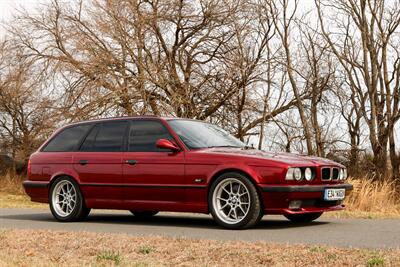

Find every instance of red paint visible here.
[23,116,351,216]
[156,139,180,151]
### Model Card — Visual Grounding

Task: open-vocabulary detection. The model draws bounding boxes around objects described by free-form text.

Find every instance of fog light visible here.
[289,200,302,209]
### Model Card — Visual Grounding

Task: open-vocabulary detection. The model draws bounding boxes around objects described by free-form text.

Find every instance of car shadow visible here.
[1,211,330,230]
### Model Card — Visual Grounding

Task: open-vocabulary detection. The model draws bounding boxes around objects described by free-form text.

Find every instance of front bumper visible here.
[259,183,353,215]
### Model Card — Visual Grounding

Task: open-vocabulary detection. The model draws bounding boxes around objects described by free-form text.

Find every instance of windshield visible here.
[168,120,245,149]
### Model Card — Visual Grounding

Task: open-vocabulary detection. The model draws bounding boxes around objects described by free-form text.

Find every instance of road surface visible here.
[1,208,399,249]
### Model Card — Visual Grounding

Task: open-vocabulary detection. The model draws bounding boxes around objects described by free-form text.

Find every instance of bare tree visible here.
[316,0,400,179]
[0,40,57,169]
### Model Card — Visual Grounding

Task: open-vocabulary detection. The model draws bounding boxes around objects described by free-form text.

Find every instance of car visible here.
[23,116,353,229]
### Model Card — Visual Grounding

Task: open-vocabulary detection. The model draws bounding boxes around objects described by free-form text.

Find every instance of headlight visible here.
[285,168,294,180]
[343,168,347,180]
[285,167,304,181]
[304,168,313,181]
[293,168,302,181]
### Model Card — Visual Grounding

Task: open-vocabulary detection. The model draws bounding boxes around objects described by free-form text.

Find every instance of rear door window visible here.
[43,124,92,152]
[80,121,128,152]
[128,120,173,152]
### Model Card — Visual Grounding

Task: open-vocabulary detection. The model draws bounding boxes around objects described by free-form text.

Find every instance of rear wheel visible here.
[130,211,158,218]
[49,176,91,222]
[209,172,263,229]
[284,212,323,223]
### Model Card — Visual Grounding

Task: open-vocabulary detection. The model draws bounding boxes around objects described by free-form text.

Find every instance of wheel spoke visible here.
[219,202,229,210]
[232,207,238,219]
[229,182,234,194]
[217,196,228,202]
[237,184,241,194]
[227,208,233,218]
[222,187,230,195]
[238,205,246,215]
[239,191,249,197]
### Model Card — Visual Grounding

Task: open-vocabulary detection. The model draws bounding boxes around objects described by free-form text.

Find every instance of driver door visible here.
[122,119,185,204]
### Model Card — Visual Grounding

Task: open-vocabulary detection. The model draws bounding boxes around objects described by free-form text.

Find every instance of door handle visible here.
[78,160,88,165]
[125,160,137,165]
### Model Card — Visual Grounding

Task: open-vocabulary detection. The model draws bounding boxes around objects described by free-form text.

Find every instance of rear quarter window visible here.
[42,124,92,152]
[79,121,128,152]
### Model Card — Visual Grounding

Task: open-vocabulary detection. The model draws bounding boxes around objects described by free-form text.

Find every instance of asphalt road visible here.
[1,208,399,249]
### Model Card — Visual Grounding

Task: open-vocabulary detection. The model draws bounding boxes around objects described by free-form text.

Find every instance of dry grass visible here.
[0,229,398,266]
[0,173,25,195]
[0,173,46,208]
[1,174,400,218]
[326,177,400,219]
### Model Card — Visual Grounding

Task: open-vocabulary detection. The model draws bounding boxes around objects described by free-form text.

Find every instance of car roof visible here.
[63,115,192,127]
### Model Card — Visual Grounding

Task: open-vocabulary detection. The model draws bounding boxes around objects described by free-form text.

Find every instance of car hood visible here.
[197,147,342,167]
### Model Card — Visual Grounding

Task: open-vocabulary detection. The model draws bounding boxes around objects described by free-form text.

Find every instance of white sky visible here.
[0,0,38,19]
[0,0,39,34]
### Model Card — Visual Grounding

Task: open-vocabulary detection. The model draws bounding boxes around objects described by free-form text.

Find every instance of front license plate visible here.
[324,188,345,201]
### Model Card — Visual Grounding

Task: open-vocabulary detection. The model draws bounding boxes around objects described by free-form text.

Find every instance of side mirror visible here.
[156,139,180,152]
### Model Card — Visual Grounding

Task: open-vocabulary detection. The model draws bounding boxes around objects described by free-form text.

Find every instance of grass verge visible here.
[0,192,45,209]
[0,229,398,266]
[0,173,46,208]
[325,178,400,219]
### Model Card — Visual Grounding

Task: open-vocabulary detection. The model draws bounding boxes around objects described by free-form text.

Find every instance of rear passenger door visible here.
[122,119,185,204]
[73,121,128,207]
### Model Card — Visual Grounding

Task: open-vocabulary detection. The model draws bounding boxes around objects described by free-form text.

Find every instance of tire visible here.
[284,212,323,223]
[49,176,91,222]
[209,172,263,229]
[130,211,158,218]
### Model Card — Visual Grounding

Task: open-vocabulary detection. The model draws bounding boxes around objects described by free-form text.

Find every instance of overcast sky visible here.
[0,0,39,35]
[0,0,38,19]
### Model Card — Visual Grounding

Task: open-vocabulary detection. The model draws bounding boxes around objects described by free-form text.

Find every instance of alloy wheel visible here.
[212,178,251,224]
[52,180,77,217]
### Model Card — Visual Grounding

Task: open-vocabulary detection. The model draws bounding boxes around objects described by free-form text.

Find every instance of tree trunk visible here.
[11,118,17,175]
[389,125,400,180]
[371,141,388,179]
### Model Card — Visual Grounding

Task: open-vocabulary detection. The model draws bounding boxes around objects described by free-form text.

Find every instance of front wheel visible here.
[49,176,91,222]
[209,172,263,229]
[284,212,323,223]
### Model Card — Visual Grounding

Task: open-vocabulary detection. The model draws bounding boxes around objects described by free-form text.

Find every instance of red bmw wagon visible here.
[23,116,352,229]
